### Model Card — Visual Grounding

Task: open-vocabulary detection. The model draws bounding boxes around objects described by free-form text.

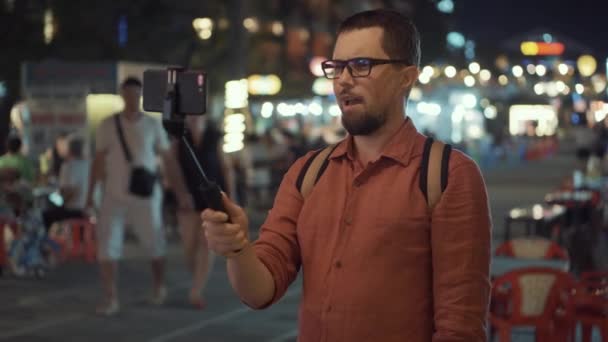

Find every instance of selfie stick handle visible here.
[163,68,229,216]
[179,135,227,214]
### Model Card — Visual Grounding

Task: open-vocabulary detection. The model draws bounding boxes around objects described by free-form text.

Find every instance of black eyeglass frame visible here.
[321,57,411,79]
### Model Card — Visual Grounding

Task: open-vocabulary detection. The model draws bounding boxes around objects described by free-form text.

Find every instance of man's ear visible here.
[400,65,419,92]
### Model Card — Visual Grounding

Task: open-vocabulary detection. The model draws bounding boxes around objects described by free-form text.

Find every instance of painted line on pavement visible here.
[8,278,190,309]
[0,280,192,339]
[15,287,89,307]
[0,314,82,340]
[266,328,299,342]
[148,286,302,342]
[148,307,252,342]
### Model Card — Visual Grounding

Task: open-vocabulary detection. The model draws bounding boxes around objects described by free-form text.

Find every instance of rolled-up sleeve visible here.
[252,155,309,308]
[431,153,492,341]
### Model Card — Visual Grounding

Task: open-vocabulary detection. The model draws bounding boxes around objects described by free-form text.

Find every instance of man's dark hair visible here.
[6,135,22,154]
[121,76,142,89]
[338,9,421,67]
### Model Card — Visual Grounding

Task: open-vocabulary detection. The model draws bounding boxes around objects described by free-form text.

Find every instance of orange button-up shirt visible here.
[253,119,492,342]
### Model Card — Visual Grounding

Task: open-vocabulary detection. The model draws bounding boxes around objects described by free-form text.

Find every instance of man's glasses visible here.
[321,58,410,79]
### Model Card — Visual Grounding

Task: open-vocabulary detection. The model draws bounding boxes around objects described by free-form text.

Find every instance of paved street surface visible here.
[0,150,578,342]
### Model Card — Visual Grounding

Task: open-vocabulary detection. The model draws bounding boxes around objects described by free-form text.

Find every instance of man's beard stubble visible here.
[341,111,387,136]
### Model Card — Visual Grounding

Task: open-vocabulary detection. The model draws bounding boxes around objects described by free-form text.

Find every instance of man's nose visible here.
[336,66,355,87]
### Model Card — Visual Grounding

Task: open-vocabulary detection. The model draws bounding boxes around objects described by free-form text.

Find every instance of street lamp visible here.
[536,65,547,77]
[193,18,213,40]
[44,8,56,44]
[577,55,597,77]
[444,66,457,78]
[512,66,524,78]
[468,62,480,74]
[243,17,259,33]
[271,21,284,36]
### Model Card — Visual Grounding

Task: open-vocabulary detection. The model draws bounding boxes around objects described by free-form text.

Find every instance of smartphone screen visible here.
[143,69,207,115]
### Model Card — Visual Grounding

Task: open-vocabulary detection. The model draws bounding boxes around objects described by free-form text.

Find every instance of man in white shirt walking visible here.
[86,77,170,315]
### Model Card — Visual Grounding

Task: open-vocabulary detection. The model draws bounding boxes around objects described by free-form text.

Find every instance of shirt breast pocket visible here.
[372,213,430,254]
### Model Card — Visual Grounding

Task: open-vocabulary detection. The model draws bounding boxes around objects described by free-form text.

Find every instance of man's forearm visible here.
[226,244,276,309]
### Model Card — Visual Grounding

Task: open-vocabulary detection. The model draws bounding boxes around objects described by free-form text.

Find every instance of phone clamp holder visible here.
[161,67,226,214]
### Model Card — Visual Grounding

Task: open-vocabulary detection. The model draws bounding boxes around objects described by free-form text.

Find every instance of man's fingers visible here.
[203,222,242,235]
[205,231,245,243]
[201,198,249,258]
[221,193,245,219]
[201,209,229,222]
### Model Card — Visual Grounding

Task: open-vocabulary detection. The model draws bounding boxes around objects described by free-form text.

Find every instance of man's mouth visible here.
[341,96,364,108]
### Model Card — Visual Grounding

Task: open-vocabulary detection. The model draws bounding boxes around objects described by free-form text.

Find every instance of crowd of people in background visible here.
[0,132,82,277]
[0,75,338,315]
[0,70,566,318]
[0,95,565,281]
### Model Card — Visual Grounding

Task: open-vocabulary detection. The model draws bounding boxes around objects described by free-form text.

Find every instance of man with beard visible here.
[202,9,491,342]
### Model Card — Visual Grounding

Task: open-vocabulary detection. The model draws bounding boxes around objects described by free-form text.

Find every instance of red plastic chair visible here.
[570,271,608,342]
[490,267,578,342]
[52,218,96,263]
[495,238,569,261]
[0,215,19,270]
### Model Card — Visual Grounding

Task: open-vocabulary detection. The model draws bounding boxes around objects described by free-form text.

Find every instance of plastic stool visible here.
[55,218,96,263]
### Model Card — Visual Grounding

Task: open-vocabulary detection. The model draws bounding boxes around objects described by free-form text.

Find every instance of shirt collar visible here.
[329,118,418,167]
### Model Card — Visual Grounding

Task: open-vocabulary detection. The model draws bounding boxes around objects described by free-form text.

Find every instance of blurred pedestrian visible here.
[163,115,230,309]
[0,135,35,183]
[573,114,597,170]
[86,77,170,315]
[42,135,89,231]
[49,132,70,181]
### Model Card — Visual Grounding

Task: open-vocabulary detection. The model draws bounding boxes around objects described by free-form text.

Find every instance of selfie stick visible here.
[161,68,227,216]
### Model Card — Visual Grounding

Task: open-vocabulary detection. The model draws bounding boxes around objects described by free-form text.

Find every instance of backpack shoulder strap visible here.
[296,144,337,198]
[419,137,452,210]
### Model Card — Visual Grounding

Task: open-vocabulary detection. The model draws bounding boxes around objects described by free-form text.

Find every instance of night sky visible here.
[455,0,608,57]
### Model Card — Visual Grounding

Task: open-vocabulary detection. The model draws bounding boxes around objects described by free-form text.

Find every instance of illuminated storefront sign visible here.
[509,104,558,136]
[520,42,565,56]
[247,74,281,96]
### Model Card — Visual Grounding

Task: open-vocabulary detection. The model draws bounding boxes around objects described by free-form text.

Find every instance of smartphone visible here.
[143,69,207,115]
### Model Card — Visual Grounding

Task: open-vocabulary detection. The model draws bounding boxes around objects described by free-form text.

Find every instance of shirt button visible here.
[354,180,362,187]
[345,217,352,225]
[335,261,342,268]
[326,305,332,312]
